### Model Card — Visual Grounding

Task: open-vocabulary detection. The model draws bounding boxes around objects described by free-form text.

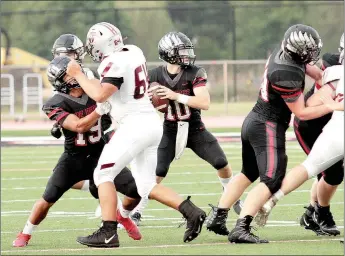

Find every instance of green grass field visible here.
[1,142,343,255]
[1,102,255,122]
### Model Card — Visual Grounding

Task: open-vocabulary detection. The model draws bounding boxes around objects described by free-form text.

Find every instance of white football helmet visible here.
[85,22,124,62]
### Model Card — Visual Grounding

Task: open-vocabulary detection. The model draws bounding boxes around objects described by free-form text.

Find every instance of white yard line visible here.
[1,238,342,254]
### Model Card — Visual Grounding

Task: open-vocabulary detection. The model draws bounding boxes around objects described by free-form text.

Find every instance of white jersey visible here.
[322,65,344,121]
[97,45,155,123]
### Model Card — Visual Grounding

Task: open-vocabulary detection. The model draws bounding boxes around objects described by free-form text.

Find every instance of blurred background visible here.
[1,0,344,121]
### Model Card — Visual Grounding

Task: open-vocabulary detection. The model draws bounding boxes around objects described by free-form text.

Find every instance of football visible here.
[149,82,169,113]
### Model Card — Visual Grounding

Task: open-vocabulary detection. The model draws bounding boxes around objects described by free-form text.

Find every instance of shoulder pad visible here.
[322,65,343,85]
[194,66,207,80]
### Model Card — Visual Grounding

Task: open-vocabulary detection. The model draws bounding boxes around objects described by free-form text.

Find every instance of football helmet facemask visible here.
[47,56,82,94]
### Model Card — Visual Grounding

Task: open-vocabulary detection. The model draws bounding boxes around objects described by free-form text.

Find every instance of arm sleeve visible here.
[192,68,207,88]
[98,59,124,89]
[270,70,304,103]
[42,103,70,125]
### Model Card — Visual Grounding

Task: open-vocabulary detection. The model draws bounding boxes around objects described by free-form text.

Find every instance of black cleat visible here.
[228,216,269,244]
[76,221,119,248]
[312,204,340,236]
[130,212,142,226]
[206,204,230,236]
[300,205,323,235]
[178,196,207,243]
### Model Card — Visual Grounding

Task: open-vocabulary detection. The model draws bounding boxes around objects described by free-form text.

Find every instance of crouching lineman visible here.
[66,22,206,248]
[256,47,344,236]
[13,56,142,247]
[293,34,344,235]
[130,31,242,227]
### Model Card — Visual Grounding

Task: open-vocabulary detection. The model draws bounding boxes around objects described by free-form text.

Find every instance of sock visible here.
[116,195,123,210]
[218,176,232,192]
[317,203,330,214]
[273,189,285,203]
[103,220,118,229]
[132,197,149,215]
[80,180,90,191]
[119,207,131,218]
[22,221,37,235]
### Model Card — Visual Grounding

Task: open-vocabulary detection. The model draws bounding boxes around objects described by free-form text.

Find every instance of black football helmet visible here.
[282,24,322,64]
[158,32,196,67]
[51,34,85,63]
[47,56,81,94]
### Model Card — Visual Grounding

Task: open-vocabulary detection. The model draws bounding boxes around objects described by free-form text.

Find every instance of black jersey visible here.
[43,92,107,154]
[300,52,340,128]
[252,48,306,127]
[148,65,207,129]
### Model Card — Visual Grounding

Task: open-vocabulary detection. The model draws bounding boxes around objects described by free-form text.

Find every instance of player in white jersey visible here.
[66,22,206,248]
[255,49,344,236]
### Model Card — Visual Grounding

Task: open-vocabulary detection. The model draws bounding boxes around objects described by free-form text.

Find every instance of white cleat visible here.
[254,198,276,227]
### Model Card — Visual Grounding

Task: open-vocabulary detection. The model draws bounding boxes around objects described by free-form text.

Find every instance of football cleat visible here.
[178,196,206,243]
[130,212,142,226]
[228,217,269,244]
[254,197,276,227]
[12,232,31,247]
[76,222,119,248]
[312,204,340,236]
[117,210,142,240]
[299,205,323,235]
[206,204,230,236]
[233,200,243,215]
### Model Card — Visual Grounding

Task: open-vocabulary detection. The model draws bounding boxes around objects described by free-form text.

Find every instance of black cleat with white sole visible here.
[312,204,340,236]
[178,196,207,243]
[206,204,230,236]
[228,216,269,244]
[76,221,119,248]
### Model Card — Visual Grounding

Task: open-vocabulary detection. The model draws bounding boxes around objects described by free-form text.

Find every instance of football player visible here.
[206,24,339,244]
[66,22,206,248]
[130,31,242,228]
[12,56,142,247]
[294,33,344,236]
[257,45,344,236]
[49,33,117,218]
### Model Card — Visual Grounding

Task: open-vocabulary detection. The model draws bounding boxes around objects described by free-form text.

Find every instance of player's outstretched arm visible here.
[306,84,336,107]
[66,59,118,102]
[286,94,335,121]
[62,102,111,133]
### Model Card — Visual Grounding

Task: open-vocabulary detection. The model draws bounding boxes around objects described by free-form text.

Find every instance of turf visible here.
[1,142,343,255]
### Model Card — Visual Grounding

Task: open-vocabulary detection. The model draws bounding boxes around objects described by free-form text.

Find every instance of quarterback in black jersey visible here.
[294,34,344,236]
[129,32,242,228]
[208,24,338,244]
[13,56,142,248]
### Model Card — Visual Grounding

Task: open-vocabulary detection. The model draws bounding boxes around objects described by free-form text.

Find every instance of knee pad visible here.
[93,166,117,187]
[42,183,65,203]
[213,156,228,170]
[262,175,284,194]
[156,165,169,178]
[323,163,344,186]
[89,181,99,199]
